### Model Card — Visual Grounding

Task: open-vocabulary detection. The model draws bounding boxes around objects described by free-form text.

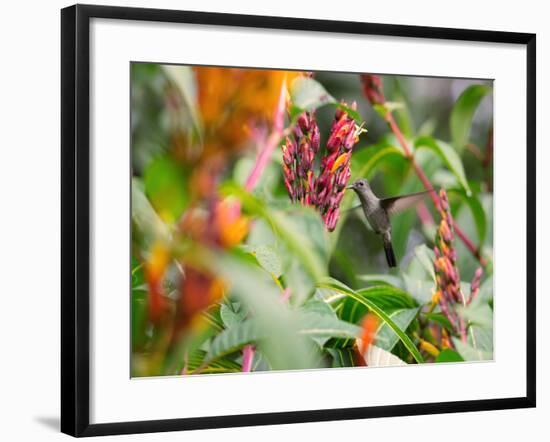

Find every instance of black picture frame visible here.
[61,4,536,437]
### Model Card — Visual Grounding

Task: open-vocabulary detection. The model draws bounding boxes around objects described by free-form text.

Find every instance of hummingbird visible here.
[346,179,429,268]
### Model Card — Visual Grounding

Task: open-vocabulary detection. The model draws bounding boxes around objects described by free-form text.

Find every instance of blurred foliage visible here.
[131,63,493,376]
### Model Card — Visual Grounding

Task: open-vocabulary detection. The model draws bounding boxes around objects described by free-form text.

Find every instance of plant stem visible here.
[385,112,486,267]
[483,128,493,192]
[280,287,291,303]
[241,345,255,372]
[465,143,484,161]
[244,80,287,192]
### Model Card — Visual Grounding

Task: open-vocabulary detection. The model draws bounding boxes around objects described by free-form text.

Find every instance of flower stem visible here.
[244,79,287,192]
[241,345,255,372]
[280,287,291,303]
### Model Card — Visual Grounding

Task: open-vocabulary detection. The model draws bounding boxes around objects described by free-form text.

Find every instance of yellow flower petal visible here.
[330,152,350,174]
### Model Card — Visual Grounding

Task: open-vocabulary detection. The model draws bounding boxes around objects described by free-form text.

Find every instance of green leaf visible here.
[300,298,360,348]
[432,170,459,189]
[458,298,493,328]
[298,312,361,340]
[357,274,404,289]
[247,244,283,278]
[402,274,434,305]
[453,337,492,361]
[318,278,424,363]
[352,146,405,181]
[290,77,335,113]
[390,209,417,262]
[290,77,367,128]
[414,244,436,283]
[424,312,454,331]
[185,248,327,370]
[449,189,487,246]
[357,286,418,311]
[221,183,326,283]
[187,349,241,374]
[285,258,315,307]
[373,101,405,119]
[301,298,337,317]
[469,325,493,352]
[162,65,203,138]
[415,136,472,195]
[205,320,261,363]
[376,308,419,351]
[131,177,170,244]
[477,274,493,303]
[303,296,342,334]
[334,102,363,124]
[205,312,359,364]
[202,306,224,333]
[162,316,220,375]
[206,249,322,370]
[131,288,148,350]
[143,155,189,223]
[435,349,464,363]
[418,117,437,137]
[220,302,247,329]
[285,206,330,267]
[131,255,145,288]
[279,205,331,305]
[314,287,347,307]
[326,348,357,368]
[450,84,491,152]
[336,285,417,329]
[372,104,388,119]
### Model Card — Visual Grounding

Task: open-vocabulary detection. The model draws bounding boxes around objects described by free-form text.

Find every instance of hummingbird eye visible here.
[358,182,363,187]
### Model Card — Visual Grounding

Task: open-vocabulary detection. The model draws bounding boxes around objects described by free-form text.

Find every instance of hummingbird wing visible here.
[380,191,430,216]
[343,204,363,213]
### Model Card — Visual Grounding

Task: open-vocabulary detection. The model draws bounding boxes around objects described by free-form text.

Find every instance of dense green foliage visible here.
[131,64,493,376]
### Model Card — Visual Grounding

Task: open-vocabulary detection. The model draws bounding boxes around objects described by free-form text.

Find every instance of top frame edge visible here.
[65,3,535,45]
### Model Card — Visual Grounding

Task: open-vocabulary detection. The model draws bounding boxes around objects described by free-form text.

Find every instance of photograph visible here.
[130,63,494,377]
[0,0,542,439]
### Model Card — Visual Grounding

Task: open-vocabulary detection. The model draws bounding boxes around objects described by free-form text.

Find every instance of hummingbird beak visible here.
[345,185,354,190]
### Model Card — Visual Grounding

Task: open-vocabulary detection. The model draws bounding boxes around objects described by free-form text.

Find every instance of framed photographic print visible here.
[61,4,536,437]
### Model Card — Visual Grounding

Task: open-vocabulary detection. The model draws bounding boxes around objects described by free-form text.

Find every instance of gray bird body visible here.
[354,185,391,235]
[347,179,429,268]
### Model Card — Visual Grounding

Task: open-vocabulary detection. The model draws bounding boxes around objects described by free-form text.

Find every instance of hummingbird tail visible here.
[383,239,397,268]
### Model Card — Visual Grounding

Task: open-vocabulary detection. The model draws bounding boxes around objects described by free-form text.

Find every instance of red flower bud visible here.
[282,105,358,232]
[284,177,294,199]
[297,112,311,132]
[431,189,469,341]
[325,207,340,232]
[282,138,295,166]
[360,74,385,105]
[311,125,320,153]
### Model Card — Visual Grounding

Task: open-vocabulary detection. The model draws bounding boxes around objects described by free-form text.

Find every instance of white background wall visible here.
[0,0,545,440]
